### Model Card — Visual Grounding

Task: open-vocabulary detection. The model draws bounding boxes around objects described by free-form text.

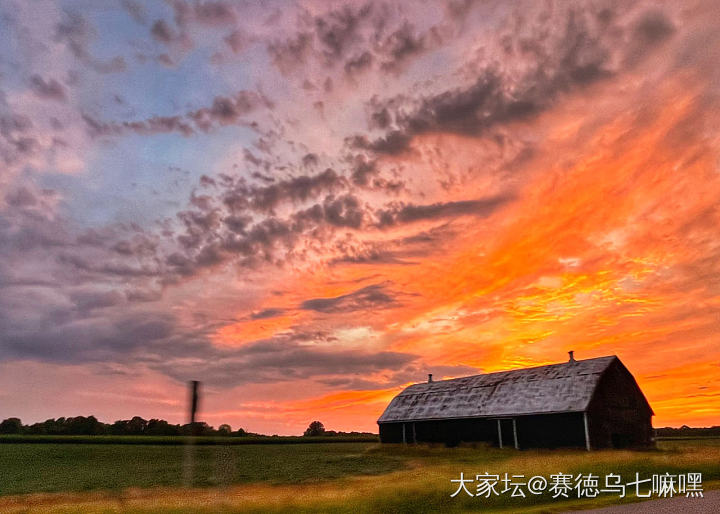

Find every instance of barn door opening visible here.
[497,418,517,448]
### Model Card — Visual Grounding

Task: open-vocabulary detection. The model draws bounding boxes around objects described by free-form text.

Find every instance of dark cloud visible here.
[224,29,248,53]
[267,32,313,73]
[29,75,67,101]
[120,0,147,25]
[224,214,251,234]
[166,0,237,28]
[0,112,37,165]
[292,194,366,229]
[319,194,365,228]
[300,283,395,313]
[59,253,159,278]
[163,169,370,278]
[83,113,194,137]
[624,8,675,65]
[148,1,238,53]
[444,0,481,21]
[69,289,125,314]
[125,288,162,303]
[633,9,675,44]
[4,187,37,208]
[223,168,346,214]
[378,22,429,72]
[348,155,377,186]
[344,51,373,74]
[329,247,409,266]
[318,363,480,390]
[268,2,415,75]
[153,343,417,387]
[313,4,371,64]
[349,130,412,155]
[82,90,268,137]
[193,1,236,26]
[54,11,126,73]
[301,153,319,167]
[377,195,512,226]
[151,19,175,43]
[54,11,90,59]
[359,6,675,154]
[0,308,179,364]
[250,308,285,320]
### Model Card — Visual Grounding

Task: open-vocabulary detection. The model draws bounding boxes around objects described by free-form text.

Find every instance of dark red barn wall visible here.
[586,359,654,448]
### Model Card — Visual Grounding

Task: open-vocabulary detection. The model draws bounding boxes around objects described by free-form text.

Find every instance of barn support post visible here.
[583,412,591,451]
[512,418,519,449]
[497,419,503,449]
[402,423,407,445]
[412,422,417,444]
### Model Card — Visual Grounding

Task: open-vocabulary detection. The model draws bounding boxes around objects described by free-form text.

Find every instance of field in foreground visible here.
[1,438,719,513]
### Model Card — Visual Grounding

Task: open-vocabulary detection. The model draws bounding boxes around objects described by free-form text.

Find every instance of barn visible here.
[377,353,653,449]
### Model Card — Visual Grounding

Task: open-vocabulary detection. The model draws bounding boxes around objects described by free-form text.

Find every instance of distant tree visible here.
[218,424,232,436]
[233,427,248,437]
[145,419,180,436]
[127,416,148,435]
[181,421,213,436]
[304,421,326,437]
[53,417,67,434]
[109,420,130,435]
[66,416,106,435]
[109,416,147,436]
[0,417,22,434]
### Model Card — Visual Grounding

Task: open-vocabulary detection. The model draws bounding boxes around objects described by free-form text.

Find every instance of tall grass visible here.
[1,439,718,513]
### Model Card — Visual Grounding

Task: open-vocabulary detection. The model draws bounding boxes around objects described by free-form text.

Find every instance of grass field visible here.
[0,438,718,512]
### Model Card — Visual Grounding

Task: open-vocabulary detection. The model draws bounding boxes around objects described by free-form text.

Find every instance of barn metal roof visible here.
[378,355,618,423]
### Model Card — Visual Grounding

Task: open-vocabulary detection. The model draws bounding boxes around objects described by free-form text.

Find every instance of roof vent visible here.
[428,373,433,383]
[568,350,576,363]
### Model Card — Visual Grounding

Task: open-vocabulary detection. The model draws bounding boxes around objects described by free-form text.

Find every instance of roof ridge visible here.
[412,355,617,387]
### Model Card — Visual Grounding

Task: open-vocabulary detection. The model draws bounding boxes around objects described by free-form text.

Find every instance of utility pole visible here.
[183,380,201,486]
[189,380,200,431]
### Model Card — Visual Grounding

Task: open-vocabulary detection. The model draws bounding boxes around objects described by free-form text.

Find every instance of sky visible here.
[0,0,718,435]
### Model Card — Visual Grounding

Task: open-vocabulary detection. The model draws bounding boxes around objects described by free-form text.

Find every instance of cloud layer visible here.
[0,0,718,433]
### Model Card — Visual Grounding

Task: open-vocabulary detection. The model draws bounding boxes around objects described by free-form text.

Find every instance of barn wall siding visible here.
[587,360,654,448]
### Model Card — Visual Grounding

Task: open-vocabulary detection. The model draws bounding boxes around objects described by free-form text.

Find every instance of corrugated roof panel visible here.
[377,356,616,422]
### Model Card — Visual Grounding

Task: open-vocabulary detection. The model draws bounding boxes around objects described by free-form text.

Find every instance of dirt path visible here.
[570,490,720,513]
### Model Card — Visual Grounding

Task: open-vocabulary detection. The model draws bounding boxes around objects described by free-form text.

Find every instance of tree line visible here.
[0,416,245,436]
[655,425,720,437]
[0,417,373,438]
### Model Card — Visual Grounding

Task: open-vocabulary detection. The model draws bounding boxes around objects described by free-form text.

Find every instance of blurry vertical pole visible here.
[190,380,199,428]
[183,380,200,487]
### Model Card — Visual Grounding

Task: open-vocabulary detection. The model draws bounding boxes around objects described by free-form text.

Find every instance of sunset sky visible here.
[1,0,719,435]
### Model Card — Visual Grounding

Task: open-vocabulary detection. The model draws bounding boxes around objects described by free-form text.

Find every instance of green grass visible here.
[0,442,400,496]
[1,439,719,512]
